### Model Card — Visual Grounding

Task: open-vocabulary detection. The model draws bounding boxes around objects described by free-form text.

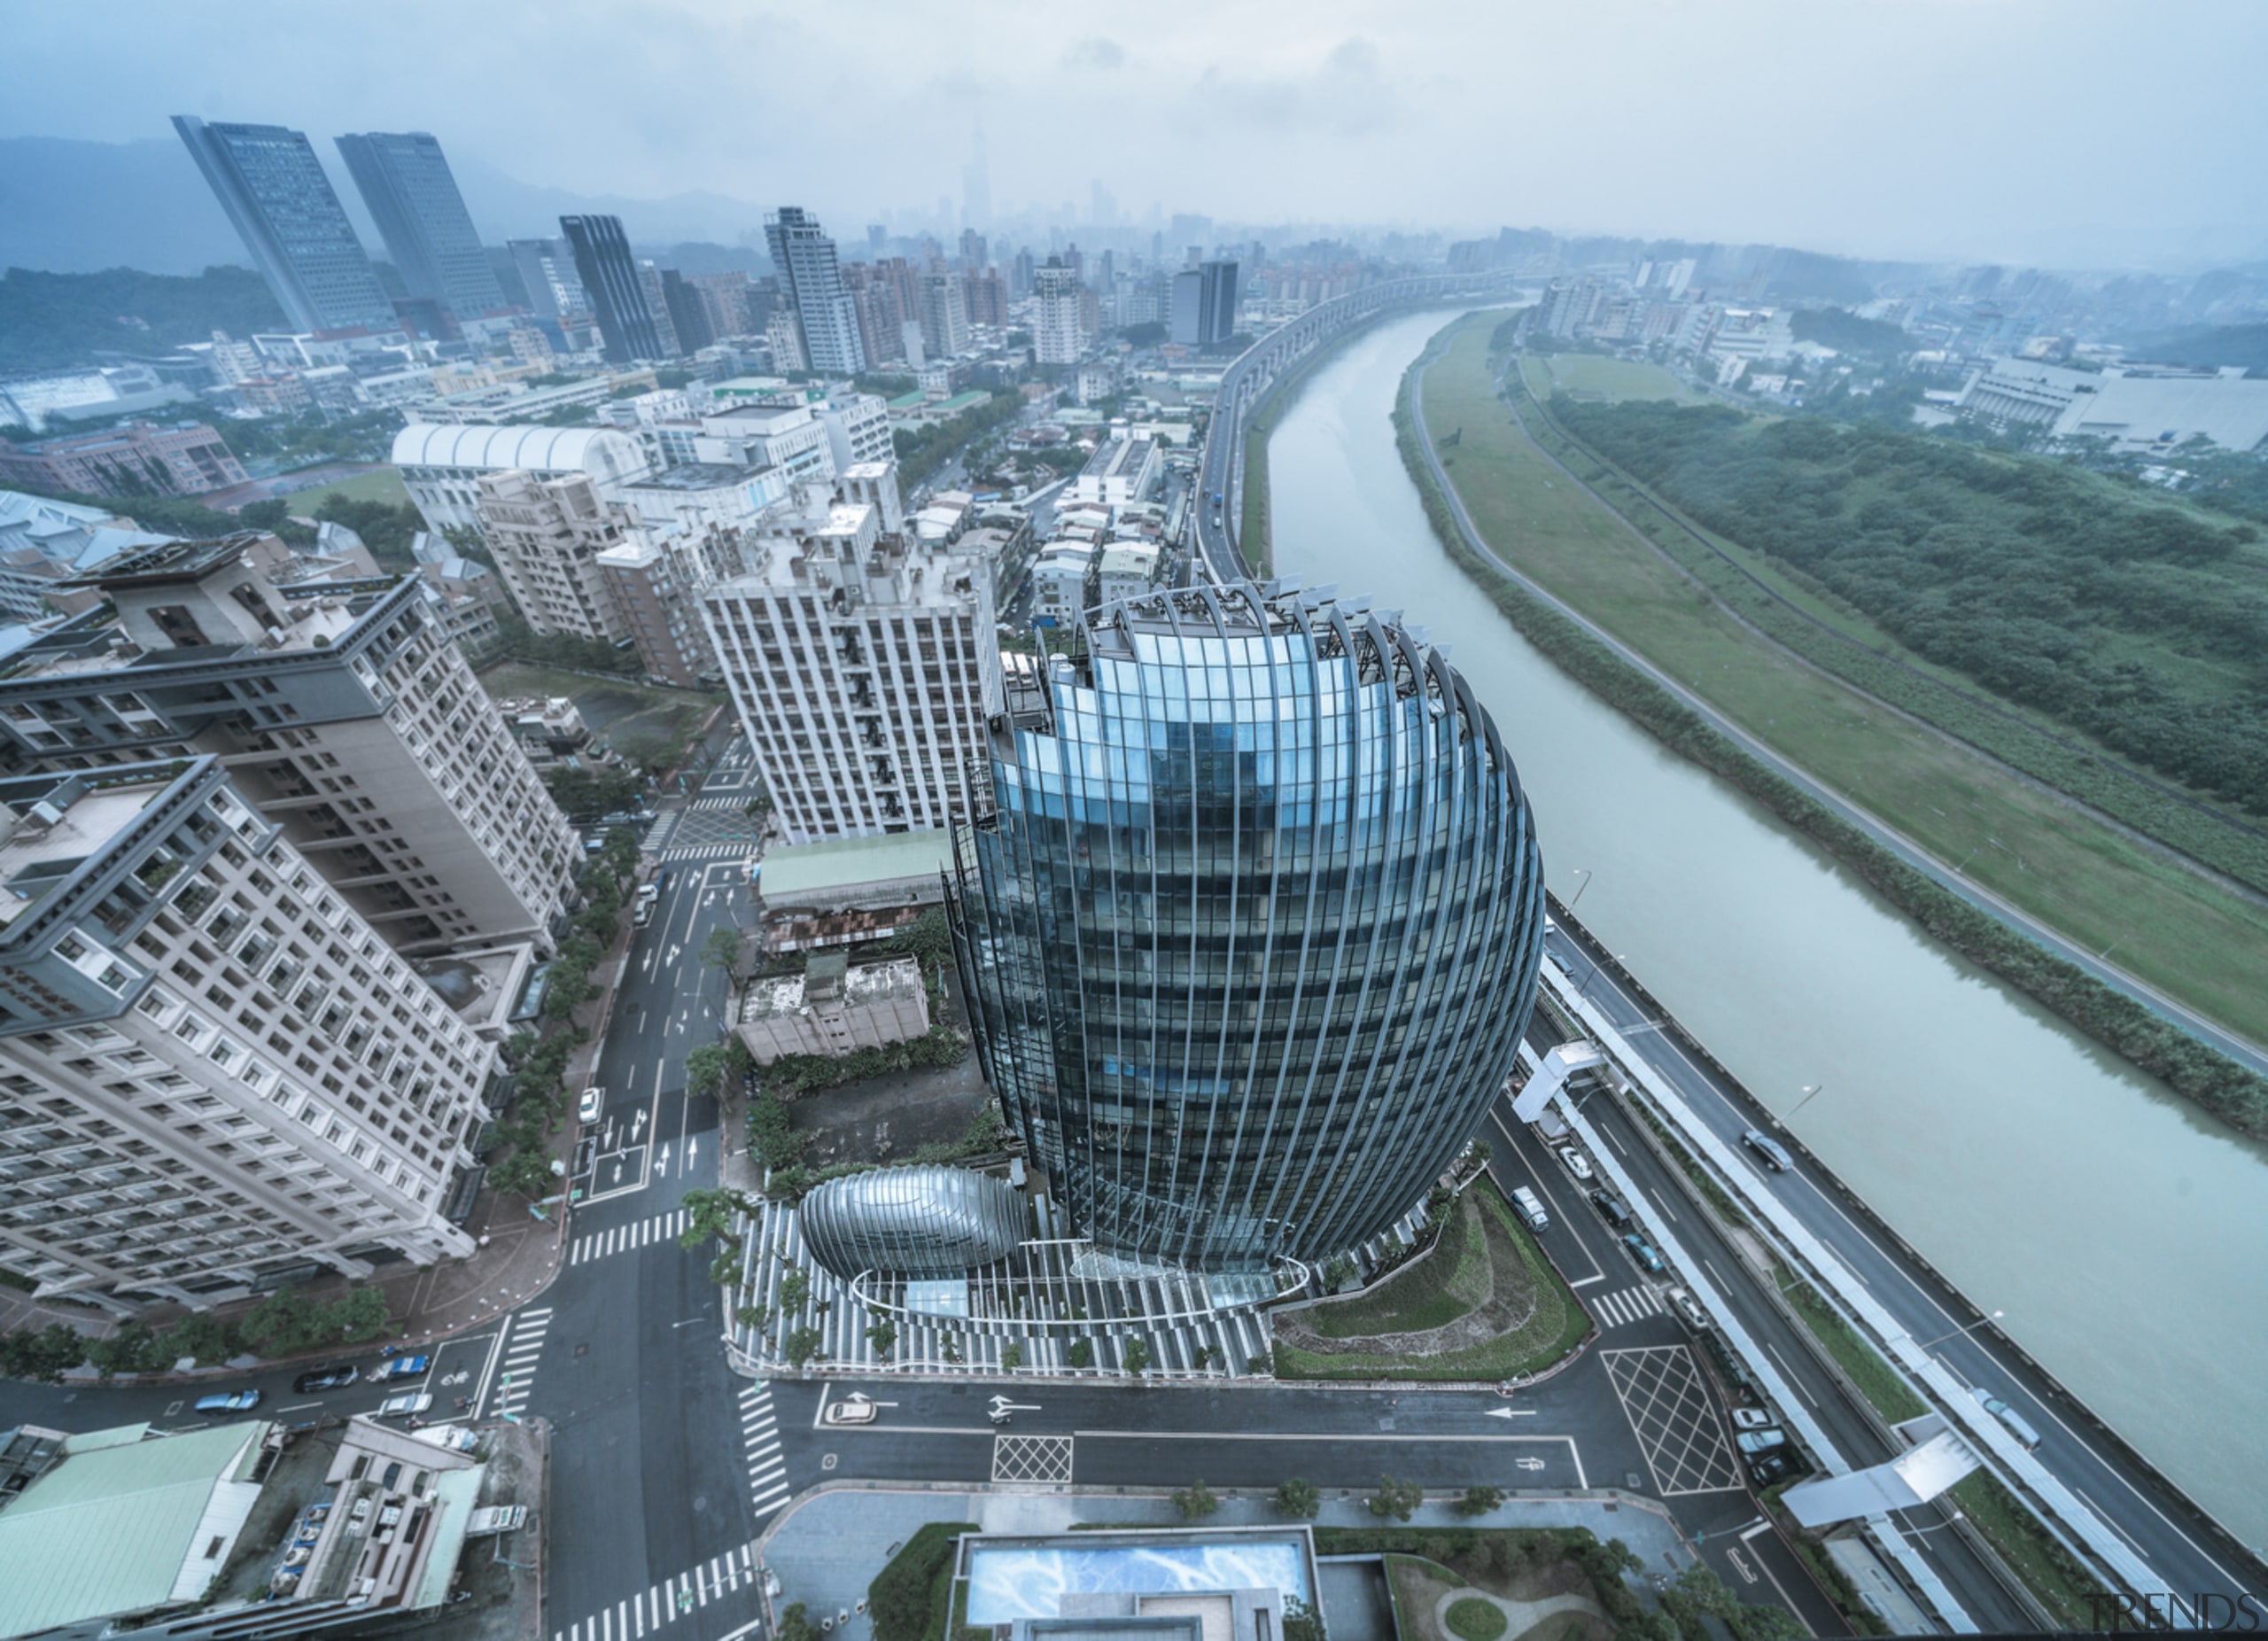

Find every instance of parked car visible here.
[380,1354,431,1382]
[1969,1386,2044,1450]
[1555,1145,1594,1182]
[1741,1129,1794,1172]
[377,1391,433,1419]
[193,1389,262,1413]
[293,1365,359,1394]
[579,1085,604,1124]
[633,899,654,929]
[1745,1447,1804,1487]
[1668,1287,1709,1330]
[1588,1188,1633,1227]
[1621,1233,1665,1274]
[1731,1407,1777,1431]
[1509,1186,1550,1231]
[1735,1427,1788,1455]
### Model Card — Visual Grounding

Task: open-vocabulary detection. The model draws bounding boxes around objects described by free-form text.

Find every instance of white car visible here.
[822,1396,878,1426]
[1556,1146,1594,1182]
[377,1392,432,1419]
[1731,1407,1776,1430]
[579,1086,603,1124]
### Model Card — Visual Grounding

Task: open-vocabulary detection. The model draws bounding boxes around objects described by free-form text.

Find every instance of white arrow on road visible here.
[989,1396,1042,1416]
[1483,1407,1536,1419]
[683,1137,699,1175]
[656,1142,671,1175]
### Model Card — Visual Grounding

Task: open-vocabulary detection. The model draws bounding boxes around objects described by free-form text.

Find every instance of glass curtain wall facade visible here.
[950,582,1546,1270]
[335,131,508,323]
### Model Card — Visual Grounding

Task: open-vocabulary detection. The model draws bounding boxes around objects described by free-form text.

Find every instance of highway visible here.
[1540,913,2268,1622]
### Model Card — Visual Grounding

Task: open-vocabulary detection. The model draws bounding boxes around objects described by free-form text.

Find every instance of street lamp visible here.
[1574,954,1625,1005]
[1565,867,1594,911]
[1776,1084,1829,1127]
[1911,1310,2005,1351]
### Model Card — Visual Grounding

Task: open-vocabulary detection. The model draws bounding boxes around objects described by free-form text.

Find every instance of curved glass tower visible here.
[949,581,1546,1269]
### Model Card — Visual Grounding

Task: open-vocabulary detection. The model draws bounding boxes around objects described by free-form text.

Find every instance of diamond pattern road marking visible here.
[991,1434,1075,1483]
[1601,1344,1744,1497]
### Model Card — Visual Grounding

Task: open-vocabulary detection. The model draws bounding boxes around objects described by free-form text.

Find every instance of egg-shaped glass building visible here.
[948,581,1546,1270]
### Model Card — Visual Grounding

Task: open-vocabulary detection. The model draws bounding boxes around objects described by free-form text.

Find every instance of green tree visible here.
[776,1603,822,1641]
[1122,1335,1152,1374]
[999,1341,1024,1371]
[87,1320,167,1378]
[1170,1478,1219,1521]
[238,1288,319,1355]
[701,925,745,974]
[1282,1596,1328,1641]
[777,1267,812,1314]
[328,1286,392,1344]
[1274,1477,1322,1518]
[782,1326,826,1368]
[865,1317,897,1357]
[683,1042,728,1100]
[1369,1474,1425,1521]
[489,1147,555,1202]
[680,1186,752,1254]
[0,1323,89,1381]
[168,1313,240,1367]
[1067,1338,1094,1369]
[1457,1483,1505,1517]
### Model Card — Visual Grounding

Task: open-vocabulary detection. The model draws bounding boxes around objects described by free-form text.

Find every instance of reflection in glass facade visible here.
[799,1165,1027,1279]
[949,582,1546,1270]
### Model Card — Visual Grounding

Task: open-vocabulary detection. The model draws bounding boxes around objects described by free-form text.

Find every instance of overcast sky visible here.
[9,0,2265,267]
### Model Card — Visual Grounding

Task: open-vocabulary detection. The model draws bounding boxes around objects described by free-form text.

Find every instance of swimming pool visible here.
[965,1536,1312,1623]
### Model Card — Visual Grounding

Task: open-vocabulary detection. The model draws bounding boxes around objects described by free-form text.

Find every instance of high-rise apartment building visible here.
[659,271,713,353]
[765,307,807,373]
[1033,257,1086,363]
[964,271,1007,331]
[171,117,397,335]
[1011,248,1036,299]
[765,207,866,377]
[560,214,668,363]
[333,131,507,324]
[635,261,685,358]
[843,266,905,367]
[700,487,1000,844]
[689,270,757,338]
[474,470,637,643]
[0,539,577,956]
[596,535,717,689]
[919,271,970,360]
[959,229,988,271]
[0,754,492,1315]
[948,583,1547,1269]
[1170,261,1240,346]
[506,237,589,325]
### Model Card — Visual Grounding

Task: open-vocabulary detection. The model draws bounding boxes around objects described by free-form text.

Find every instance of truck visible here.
[464,1505,528,1537]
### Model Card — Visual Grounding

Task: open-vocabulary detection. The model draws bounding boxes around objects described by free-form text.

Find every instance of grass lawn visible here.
[277,466,413,513]
[1534,353,1701,404]
[1274,1179,1588,1381]
[1422,317,2268,1050]
[1303,1195,1490,1339]
[478,663,714,768]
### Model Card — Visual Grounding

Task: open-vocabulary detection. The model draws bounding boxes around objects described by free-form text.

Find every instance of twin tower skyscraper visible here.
[173,117,505,337]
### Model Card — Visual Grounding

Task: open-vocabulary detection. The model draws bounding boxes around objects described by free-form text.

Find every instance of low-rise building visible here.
[1028,541,1095,626]
[595,535,717,688]
[393,422,651,538]
[0,420,248,501]
[1097,541,1161,606]
[755,829,951,954]
[737,950,929,1063]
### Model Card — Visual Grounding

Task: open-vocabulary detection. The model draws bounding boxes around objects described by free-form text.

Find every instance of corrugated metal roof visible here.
[388,423,638,473]
[758,829,953,898]
[0,1421,263,1636]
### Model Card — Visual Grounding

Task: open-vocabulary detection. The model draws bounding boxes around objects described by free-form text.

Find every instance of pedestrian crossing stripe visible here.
[570,1208,690,1264]
[1591,1284,1665,1329]
[493,1307,553,1417]
[738,1382,790,1515]
[551,1540,765,1641]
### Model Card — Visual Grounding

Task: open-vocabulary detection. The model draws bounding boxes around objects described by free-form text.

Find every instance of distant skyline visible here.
[4,1,2266,272]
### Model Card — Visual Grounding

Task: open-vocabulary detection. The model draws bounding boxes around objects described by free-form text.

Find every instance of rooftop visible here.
[0,1420,267,1638]
[758,829,953,900]
[0,775,174,929]
[624,462,773,493]
[741,953,925,1023]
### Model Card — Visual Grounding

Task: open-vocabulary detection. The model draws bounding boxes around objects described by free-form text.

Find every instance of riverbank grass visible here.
[1422,316,2268,1055]
[1534,353,1701,404]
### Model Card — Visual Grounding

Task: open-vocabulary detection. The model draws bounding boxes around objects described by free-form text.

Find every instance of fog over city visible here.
[4,0,2265,268]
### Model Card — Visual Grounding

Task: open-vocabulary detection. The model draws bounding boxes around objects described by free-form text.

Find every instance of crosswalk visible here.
[552,1542,765,1641]
[571,1209,688,1265]
[738,1382,790,1517]
[1593,1283,1666,1329]
[492,1305,552,1418]
[655,844,746,863]
[687,795,749,812]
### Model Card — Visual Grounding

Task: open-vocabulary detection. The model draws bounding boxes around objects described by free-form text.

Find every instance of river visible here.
[1262,309,2268,1547]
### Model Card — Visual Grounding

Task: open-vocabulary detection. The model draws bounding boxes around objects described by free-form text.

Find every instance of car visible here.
[380,1354,430,1381]
[193,1389,262,1413]
[1741,1129,1794,1172]
[1735,1427,1788,1455]
[1588,1188,1633,1228]
[635,881,660,906]
[1621,1233,1666,1274]
[579,1085,603,1124]
[1555,1145,1594,1182]
[1970,1386,2044,1450]
[377,1391,432,1419]
[1731,1407,1777,1431]
[633,900,654,929]
[822,1396,879,1426]
[1745,1447,1805,1487]
[293,1365,359,1394]
[1668,1287,1709,1330]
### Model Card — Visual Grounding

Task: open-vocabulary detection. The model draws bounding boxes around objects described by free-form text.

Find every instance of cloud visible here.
[1191,35,1402,138]
[1064,36,1125,71]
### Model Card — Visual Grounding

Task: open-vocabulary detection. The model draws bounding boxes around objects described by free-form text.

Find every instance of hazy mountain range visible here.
[0,136,775,276]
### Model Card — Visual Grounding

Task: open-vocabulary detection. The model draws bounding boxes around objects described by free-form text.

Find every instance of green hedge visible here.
[1397,336,2268,1143]
[868,1521,977,1641]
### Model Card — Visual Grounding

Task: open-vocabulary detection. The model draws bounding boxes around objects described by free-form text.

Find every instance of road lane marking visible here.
[1764,1342,1820,1408]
